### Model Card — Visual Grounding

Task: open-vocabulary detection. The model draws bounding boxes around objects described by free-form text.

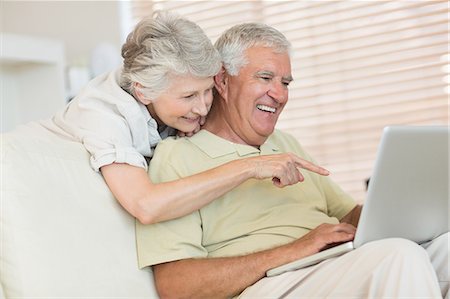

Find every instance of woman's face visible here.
[146,75,215,133]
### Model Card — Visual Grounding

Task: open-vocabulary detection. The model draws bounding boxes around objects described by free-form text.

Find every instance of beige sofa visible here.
[1,122,158,298]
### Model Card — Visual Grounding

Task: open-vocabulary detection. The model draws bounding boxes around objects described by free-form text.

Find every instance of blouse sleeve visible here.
[52,92,150,172]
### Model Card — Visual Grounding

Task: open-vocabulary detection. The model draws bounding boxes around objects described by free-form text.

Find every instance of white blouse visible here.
[45,68,175,172]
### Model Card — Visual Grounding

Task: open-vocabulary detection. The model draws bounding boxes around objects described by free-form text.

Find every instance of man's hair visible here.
[214,23,291,76]
[120,10,221,99]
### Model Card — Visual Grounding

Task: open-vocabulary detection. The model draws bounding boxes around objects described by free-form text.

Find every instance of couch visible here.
[1,122,159,298]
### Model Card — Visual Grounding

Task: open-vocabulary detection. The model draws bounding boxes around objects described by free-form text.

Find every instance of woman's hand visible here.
[177,116,206,137]
[247,153,330,187]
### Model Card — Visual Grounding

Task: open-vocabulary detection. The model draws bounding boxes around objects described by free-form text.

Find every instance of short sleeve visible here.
[79,107,149,172]
[136,138,208,268]
[59,102,149,172]
[136,211,207,268]
[51,70,151,172]
[319,175,357,220]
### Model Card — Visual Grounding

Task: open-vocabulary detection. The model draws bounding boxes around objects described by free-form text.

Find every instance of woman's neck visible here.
[146,103,164,127]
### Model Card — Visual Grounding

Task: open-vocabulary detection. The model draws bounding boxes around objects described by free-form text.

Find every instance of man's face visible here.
[224,46,292,146]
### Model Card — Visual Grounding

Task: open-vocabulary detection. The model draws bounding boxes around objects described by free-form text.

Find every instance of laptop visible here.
[266,126,449,277]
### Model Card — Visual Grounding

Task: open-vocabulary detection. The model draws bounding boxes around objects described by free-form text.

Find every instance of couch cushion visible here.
[1,122,158,298]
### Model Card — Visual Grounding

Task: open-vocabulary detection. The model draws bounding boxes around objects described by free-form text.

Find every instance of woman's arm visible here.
[101,153,329,224]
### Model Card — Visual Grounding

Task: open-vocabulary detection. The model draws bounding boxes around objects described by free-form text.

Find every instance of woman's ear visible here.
[133,83,152,105]
[214,67,228,98]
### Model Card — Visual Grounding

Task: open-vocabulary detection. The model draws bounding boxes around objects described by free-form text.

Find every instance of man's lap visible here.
[238,236,448,298]
[422,232,449,297]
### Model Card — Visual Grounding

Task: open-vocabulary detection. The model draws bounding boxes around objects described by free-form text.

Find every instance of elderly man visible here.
[136,23,449,299]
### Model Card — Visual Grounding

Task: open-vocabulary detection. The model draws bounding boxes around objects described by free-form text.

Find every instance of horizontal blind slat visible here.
[129,0,450,202]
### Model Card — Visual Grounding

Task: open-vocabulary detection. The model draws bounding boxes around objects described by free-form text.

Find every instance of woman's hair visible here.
[214,23,291,76]
[120,10,221,99]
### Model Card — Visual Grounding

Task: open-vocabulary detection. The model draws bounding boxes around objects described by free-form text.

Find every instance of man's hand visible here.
[249,153,330,187]
[291,223,357,256]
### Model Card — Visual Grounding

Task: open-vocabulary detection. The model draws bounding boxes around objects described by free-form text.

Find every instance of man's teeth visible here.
[256,104,276,113]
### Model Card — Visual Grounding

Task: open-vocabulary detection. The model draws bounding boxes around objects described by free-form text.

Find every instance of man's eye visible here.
[260,76,271,81]
[283,81,291,87]
[184,94,195,99]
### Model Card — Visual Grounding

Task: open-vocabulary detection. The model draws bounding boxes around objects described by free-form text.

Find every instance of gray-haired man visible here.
[136,23,449,299]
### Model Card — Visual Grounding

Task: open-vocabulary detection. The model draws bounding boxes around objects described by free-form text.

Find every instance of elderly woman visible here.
[46,11,328,224]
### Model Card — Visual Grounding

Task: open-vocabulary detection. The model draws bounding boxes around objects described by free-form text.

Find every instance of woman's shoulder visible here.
[65,69,131,110]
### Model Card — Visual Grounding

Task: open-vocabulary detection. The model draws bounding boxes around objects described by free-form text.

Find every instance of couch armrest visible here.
[1,122,158,298]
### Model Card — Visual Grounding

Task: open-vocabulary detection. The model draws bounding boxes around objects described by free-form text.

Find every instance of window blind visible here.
[127,0,449,202]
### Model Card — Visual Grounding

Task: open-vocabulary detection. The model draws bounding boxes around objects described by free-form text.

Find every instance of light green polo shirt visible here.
[136,129,356,268]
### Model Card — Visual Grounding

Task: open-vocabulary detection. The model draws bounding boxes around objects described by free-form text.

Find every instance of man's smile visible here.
[256,104,276,113]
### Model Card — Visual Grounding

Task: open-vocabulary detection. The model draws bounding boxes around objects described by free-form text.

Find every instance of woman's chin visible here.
[176,125,198,135]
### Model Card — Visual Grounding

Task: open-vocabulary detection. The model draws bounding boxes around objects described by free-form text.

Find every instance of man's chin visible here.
[246,130,274,146]
[257,127,276,138]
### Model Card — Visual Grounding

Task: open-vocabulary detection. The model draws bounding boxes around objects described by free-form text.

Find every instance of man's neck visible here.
[202,102,266,147]
[202,106,240,143]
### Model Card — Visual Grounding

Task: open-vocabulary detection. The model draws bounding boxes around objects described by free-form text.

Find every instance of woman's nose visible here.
[192,96,209,116]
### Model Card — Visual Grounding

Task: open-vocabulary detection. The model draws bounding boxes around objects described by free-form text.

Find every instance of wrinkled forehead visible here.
[244,47,292,78]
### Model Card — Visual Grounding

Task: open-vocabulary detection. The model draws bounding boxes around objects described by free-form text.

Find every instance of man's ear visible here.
[214,67,228,98]
[133,83,152,105]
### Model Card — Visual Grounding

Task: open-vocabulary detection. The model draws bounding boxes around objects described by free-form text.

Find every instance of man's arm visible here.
[153,222,356,299]
[340,205,362,227]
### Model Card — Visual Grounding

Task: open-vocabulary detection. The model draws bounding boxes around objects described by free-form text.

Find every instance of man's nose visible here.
[268,81,288,103]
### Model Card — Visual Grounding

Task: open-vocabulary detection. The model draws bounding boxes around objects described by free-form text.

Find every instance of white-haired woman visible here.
[46,11,328,224]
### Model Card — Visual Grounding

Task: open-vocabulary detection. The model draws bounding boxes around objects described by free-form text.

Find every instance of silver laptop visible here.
[267,126,449,277]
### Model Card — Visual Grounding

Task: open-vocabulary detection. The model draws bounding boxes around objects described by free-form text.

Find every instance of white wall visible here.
[1,1,123,68]
[1,1,124,131]
[1,33,66,132]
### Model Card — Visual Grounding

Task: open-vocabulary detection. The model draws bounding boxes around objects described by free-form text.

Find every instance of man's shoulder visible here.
[268,129,315,160]
[270,129,296,141]
[150,130,225,179]
[157,130,215,149]
[269,129,302,150]
[154,135,195,157]
[153,130,217,162]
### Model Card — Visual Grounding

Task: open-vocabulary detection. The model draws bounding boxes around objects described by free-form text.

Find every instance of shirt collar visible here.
[136,102,162,147]
[138,102,153,126]
[188,130,280,158]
